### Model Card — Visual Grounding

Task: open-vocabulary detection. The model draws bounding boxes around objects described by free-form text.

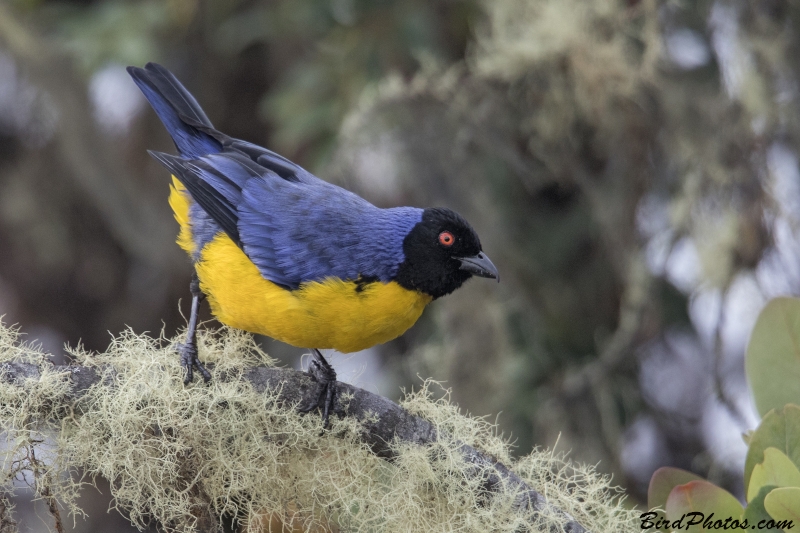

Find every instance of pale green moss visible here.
[0,322,638,532]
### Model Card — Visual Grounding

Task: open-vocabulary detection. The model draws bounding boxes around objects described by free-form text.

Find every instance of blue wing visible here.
[133,63,423,288]
[151,150,422,289]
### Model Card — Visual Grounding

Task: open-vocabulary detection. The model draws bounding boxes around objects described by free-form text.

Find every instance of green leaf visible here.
[744,405,800,491]
[666,480,744,531]
[744,485,782,532]
[649,467,704,510]
[764,487,800,525]
[748,447,800,501]
[648,467,705,532]
[746,297,800,416]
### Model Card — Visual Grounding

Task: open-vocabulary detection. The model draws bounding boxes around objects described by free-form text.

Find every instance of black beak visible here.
[457,251,499,282]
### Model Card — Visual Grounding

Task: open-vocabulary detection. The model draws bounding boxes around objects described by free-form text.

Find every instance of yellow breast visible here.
[168,179,432,353]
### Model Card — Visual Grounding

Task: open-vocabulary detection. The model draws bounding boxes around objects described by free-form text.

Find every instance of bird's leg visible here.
[299,349,337,429]
[178,271,212,384]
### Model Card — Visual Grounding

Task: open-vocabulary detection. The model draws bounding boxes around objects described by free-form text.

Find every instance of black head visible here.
[395,207,498,299]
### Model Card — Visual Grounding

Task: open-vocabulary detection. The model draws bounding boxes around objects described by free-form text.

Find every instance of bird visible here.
[127,62,498,426]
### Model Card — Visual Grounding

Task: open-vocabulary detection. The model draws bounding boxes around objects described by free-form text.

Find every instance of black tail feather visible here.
[128,63,221,158]
[143,63,213,128]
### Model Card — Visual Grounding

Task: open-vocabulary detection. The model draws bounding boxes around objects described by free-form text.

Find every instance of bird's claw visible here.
[177,341,211,384]
[299,351,337,429]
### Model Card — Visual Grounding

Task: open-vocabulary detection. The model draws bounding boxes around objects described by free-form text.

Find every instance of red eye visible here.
[438,231,455,247]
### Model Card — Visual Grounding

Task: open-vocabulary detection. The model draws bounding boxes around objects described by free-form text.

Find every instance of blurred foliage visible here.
[2,1,800,529]
[41,0,173,71]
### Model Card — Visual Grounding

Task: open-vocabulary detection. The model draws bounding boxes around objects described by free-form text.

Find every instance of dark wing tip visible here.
[148,150,242,247]
[147,150,182,175]
[147,149,172,163]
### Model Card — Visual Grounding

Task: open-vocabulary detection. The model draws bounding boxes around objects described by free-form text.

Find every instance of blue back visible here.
[238,173,422,288]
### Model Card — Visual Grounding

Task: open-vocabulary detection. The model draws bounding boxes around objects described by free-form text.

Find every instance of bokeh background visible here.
[1,0,799,530]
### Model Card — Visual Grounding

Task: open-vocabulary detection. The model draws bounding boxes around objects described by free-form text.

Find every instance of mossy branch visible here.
[1,360,590,532]
[0,328,636,532]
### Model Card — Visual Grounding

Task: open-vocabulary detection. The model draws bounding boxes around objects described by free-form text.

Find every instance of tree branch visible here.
[0,361,591,533]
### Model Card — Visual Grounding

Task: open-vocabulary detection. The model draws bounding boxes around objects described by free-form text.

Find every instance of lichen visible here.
[0,322,638,532]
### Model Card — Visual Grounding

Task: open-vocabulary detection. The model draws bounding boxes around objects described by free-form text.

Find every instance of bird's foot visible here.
[299,350,337,429]
[177,341,211,384]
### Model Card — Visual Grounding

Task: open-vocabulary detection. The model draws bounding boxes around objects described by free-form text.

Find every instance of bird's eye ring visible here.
[438,231,455,247]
